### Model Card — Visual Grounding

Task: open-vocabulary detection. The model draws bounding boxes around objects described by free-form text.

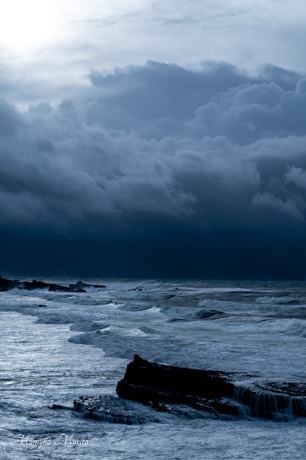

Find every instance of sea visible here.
[1,278,306,459]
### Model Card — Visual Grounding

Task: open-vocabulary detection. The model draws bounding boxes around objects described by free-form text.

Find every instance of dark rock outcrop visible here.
[50,404,72,411]
[0,276,106,292]
[116,355,306,421]
[116,355,240,417]
[0,276,20,291]
[73,357,306,423]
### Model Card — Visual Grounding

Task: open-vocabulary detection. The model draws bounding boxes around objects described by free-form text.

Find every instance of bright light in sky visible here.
[0,0,306,97]
[0,0,145,50]
[0,0,59,49]
[0,0,305,60]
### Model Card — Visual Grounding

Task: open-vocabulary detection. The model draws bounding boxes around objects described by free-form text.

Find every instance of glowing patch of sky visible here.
[0,0,305,101]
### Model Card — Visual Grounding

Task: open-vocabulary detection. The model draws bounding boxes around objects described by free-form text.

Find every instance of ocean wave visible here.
[281,320,306,338]
[70,321,110,332]
[117,303,155,312]
[256,296,301,305]
[160,306,222,320]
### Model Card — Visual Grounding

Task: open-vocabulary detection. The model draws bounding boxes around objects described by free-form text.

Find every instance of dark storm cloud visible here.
[1,61,306,278]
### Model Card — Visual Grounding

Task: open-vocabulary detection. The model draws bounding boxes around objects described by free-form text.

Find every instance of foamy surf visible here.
[1,278,306,460]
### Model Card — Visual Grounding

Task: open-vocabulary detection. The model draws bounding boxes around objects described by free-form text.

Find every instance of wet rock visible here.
[116,355,306,421]
[69,280,106,290]
[47,283,71,292]
[50,404,72,410]
[0,276,20,291]
[22,279,50,290]
[73,395,161,424]
[73,358,306,422]
[0,276,106,292]
[116,355,237,417]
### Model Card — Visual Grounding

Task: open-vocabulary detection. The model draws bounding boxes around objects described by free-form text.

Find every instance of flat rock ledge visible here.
[74,355,306,423]
[119,355,306,421]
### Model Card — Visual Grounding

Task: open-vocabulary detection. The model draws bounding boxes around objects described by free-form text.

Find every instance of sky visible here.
[0,0,306,279]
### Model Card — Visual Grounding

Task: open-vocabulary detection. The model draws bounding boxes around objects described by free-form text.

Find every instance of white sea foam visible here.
[281,319,306,338]
[255,296,301,305]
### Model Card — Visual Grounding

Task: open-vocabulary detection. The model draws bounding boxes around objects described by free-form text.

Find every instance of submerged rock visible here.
[73,395,161,424]
[50,404,72,411]
[73,395,221,424]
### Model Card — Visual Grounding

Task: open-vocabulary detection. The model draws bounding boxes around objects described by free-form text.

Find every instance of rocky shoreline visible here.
[0,276,106,292]
[74,355,306,423]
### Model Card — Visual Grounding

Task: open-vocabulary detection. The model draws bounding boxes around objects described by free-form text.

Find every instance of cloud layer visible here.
[1,62,306,278]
